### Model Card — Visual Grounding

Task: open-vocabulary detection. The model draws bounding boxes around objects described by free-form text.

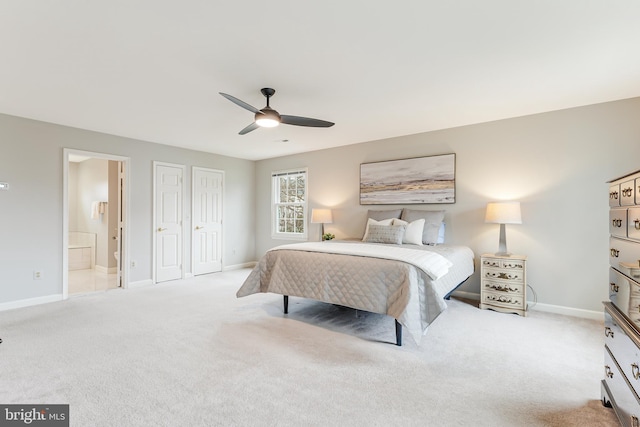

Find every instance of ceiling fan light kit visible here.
[254,107,280,128]
[220,88,334,135]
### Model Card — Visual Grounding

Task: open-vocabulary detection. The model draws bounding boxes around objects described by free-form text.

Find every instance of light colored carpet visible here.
[0,269,619,426]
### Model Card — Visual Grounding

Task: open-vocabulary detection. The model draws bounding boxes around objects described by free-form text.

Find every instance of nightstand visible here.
[479,253,527,316]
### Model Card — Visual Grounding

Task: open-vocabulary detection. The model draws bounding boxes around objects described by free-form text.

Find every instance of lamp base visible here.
[495,224,511,257]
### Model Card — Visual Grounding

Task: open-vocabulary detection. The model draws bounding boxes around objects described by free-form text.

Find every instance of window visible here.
[272,168,308,240]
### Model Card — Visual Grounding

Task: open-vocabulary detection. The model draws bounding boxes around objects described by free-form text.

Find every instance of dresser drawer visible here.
[482,267,524,283]
[629,208,640,241]
[610,268,640,328]
[610,237,640,269]
[481,291,524,310]
[482,279,524,295]
[612,208,629,238]
[605,306,640,401]
[612,184,622,207]
[604,345,640,427]
[622,180,637,206]
[481,258,524,270]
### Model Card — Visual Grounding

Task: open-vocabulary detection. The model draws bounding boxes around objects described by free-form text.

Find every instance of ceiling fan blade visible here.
[280,115,334,128]
[219,92,262,114]
[239,122,259,135]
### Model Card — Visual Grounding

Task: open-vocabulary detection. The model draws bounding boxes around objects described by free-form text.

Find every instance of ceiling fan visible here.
[219,88,335,135]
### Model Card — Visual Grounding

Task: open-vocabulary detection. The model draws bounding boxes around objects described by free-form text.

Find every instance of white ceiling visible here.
[1,1,639,161]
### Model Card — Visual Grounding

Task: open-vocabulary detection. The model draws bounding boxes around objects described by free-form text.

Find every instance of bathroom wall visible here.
[68,162,79,231]
[75,158,110,269]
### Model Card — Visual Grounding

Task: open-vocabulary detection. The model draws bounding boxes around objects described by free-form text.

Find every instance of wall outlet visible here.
[130,261,136,268]
[33,271,42,280]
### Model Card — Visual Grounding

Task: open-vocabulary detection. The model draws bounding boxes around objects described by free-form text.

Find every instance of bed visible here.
[236,209,475,346]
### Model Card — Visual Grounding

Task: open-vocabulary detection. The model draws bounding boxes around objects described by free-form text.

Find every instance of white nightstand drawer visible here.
[481,291,524,310]
[481,258,524,270]
[482,267,524,283]
[482,279,523,295]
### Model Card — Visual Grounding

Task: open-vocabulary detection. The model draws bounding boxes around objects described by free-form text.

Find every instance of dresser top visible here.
[608,168,640,183]
[481,253,527,260]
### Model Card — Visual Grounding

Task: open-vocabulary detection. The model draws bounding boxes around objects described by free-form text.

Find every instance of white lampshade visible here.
[485,202,522,224]
[311,209,333,224]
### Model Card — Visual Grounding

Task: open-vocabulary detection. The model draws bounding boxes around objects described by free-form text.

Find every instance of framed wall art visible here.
[360,153,455,205]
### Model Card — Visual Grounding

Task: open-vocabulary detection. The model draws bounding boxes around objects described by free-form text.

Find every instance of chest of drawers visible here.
[479,253,527,317]
[603,169,640,426]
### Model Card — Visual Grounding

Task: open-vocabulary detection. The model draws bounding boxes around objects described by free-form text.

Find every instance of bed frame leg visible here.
[395,320,402,346]
[283,295,289,314]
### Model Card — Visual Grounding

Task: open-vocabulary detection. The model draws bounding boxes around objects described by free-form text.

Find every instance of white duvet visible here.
[269,241,453,281]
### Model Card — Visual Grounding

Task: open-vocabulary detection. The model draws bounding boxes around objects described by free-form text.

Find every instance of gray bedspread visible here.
[237,241,474,344]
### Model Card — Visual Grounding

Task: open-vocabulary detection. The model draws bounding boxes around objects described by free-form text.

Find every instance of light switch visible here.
[0,182,8,190]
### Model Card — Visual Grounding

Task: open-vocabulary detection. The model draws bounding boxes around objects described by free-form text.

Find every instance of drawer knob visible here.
[612,219,623,228]
[605,365,614,378]
[635,219,640,230]
[632,415,639,427]
[623,187,633,197]
[610,191,619,200]
[633,363,640,380]
[611,248,620,257]
[605,327,614,338]
[610,282,619,293]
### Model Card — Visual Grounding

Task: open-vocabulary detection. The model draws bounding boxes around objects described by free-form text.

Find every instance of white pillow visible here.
[362,218,394,241]
[393,218,425,246]
[400,209,445,245]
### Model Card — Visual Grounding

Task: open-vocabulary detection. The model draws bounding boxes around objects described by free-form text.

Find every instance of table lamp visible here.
[311,208,333,240]
[485,201,522,256]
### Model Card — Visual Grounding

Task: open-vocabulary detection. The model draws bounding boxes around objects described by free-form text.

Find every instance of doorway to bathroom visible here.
[62,149,130,298]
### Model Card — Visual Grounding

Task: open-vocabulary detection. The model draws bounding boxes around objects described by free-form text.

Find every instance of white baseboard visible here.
[95,265,117,274]
[223,262,257,271]
[0,294,63,312]
[529,302,603,321]
[450,290,602,320]
[127,279,153,289]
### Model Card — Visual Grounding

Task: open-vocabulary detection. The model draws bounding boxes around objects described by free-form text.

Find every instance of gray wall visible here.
[0,113,255,304]
[3,97,640,313]
[255,97,640,313]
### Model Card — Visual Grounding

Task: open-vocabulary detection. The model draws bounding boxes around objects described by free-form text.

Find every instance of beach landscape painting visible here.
[360,153,455,205]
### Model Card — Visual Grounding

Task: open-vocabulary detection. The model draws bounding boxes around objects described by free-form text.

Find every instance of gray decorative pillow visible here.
[367,209,403,221]
[401,209,445,245]
[363,224,405,244]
